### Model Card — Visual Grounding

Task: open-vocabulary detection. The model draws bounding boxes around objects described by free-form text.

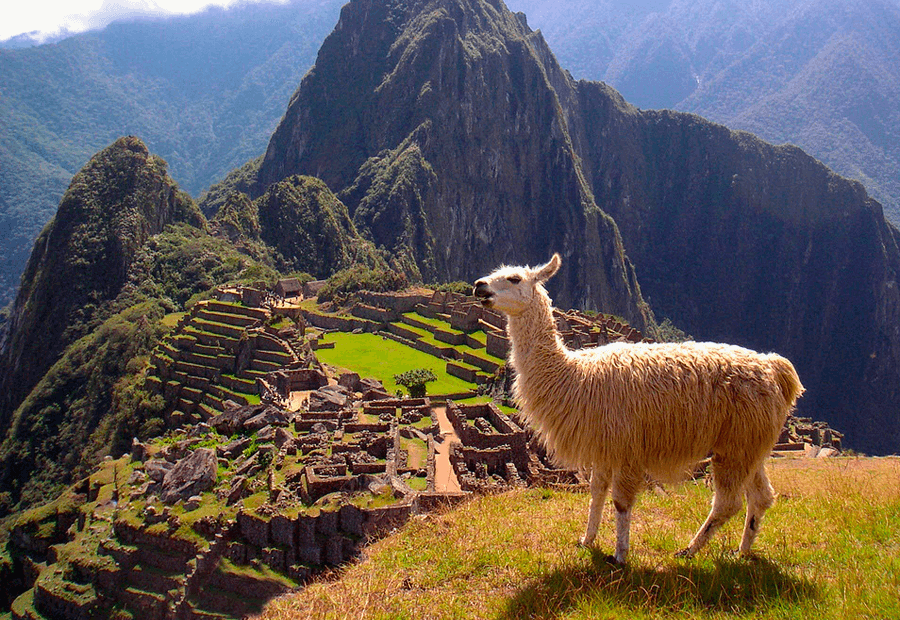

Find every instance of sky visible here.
[1,0,287,42]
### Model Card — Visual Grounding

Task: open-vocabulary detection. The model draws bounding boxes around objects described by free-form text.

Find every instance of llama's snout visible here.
[473,281,493,306]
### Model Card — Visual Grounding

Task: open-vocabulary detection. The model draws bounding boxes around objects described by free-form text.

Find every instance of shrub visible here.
[431,281,473,295]
[394,369,437,398]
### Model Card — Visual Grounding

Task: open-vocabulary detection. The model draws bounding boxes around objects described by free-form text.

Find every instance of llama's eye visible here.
[507,276,522,284]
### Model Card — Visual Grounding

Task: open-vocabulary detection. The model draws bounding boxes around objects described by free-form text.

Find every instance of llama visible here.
[473,254,804,563]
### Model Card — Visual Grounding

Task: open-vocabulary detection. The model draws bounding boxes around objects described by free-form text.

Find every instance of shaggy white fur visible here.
[474,254,804,563]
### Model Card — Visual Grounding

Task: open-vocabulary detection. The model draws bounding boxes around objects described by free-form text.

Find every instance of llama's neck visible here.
[505,293,568,375]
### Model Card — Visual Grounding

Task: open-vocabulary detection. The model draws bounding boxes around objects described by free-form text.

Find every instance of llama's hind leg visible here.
[580,467,611,546]
[677,458,746,558]
[739,465,775,556]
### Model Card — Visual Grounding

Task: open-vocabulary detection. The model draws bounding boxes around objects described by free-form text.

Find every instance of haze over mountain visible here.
[506,0,900,225]
[0,0,344,305]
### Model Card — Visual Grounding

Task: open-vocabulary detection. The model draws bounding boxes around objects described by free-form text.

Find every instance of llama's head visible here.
[473,254,561,316]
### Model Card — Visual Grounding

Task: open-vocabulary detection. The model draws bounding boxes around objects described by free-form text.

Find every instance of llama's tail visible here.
[770,355,805,411]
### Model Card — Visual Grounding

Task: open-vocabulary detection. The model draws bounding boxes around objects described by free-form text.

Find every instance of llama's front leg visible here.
[580,467,610,546]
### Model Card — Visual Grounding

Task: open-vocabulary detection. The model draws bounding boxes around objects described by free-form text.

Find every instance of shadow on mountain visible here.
[499,550,818,619]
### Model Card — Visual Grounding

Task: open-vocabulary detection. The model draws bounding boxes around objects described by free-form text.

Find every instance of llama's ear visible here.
[535,253,561,282]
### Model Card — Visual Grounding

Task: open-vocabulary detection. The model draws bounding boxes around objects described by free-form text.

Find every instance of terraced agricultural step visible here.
[145,375,164,393]
[433,326,466,346]
[173,371,210,391]
[250,358,282,373]
[115,586,166,617]
[238,369,268,381]
[192,318,246,339]
[126,564,183,593]
[181,386,204,401]
[184,327,240,350]
[175,360,220,380]
[202,300,269,321]
[222,374,257,394]
[176,398,198,414]
[210,385,250,406]
[174,334,198,348]
[181,350,229,370]
[254,349,293,365]
[389,322,426,341]
[191,343,226,357]
[197,394,225,420]
[447,361,481,383]
[195,307,260,328]
[461,350,501,373]
[400,314,436,332]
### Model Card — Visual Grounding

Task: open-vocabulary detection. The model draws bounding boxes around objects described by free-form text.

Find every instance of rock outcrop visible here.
[160,448,218,504]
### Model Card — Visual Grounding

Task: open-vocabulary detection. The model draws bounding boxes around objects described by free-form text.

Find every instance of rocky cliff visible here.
[253,0,652,328]
[571,104,900,453]
[0,137,202,433]
[245,0,900,453]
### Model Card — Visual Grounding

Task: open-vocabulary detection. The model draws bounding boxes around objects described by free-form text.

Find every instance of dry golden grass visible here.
[258,457,900,620]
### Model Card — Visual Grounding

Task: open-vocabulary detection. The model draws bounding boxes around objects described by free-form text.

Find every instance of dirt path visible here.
[432,405,461,493]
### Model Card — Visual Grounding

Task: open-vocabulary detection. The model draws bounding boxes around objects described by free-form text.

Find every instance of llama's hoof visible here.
[578,536,595,547]
[674,547,695,559]
[604,554,622,565]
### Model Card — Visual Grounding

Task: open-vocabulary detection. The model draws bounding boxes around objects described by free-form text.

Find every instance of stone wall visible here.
[358,290,431,313]
[445,401,527,454]
[351,303,399,323]
[302,310,378,333]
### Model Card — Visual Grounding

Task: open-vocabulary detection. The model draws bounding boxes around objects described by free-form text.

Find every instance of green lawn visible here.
[316,332,474,396]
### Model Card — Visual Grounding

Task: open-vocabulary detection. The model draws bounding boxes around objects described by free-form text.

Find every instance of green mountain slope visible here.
[0,137,202,437]
[0,0,344,305]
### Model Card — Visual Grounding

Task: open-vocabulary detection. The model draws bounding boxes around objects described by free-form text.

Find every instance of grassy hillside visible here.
[0,0,343,304]
[261,457,900,619]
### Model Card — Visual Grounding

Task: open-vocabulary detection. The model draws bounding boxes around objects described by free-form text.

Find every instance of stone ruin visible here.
[446,401,584,493]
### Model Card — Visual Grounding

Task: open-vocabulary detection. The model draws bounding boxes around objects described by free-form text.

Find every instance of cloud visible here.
[1,0,288,43]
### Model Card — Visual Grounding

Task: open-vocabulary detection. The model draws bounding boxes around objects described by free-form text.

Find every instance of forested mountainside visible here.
[0,136,384,512]
[506,0,900,226]
[208,0,900,454]
[0,0,344,305]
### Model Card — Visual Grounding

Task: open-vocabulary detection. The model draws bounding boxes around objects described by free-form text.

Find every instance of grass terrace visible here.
[315,332,473,396]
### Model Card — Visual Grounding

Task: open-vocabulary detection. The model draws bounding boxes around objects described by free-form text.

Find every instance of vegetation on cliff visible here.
[0,136,201,438]
[256,175,380,278]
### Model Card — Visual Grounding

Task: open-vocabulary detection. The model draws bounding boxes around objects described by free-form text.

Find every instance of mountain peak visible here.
[255,0,650,330]
[0,136,201,431]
